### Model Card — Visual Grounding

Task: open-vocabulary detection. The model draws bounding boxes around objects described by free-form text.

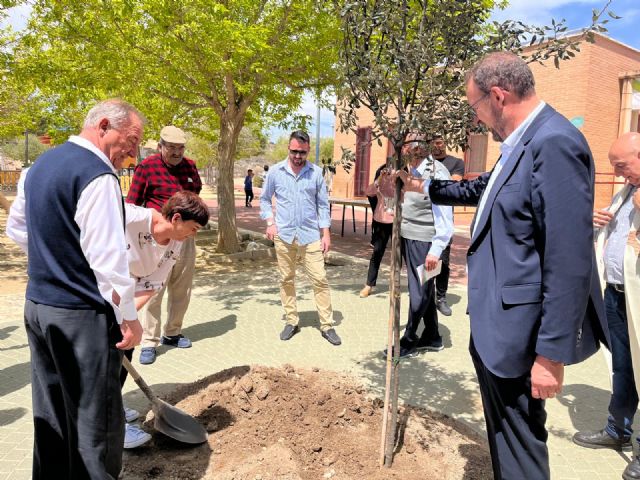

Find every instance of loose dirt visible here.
[122,365,491,480]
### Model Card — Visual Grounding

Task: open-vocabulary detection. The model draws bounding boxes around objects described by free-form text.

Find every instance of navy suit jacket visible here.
[430,104,608,378]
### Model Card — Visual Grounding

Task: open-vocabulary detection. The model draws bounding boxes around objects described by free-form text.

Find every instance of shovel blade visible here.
[152,398,208,444]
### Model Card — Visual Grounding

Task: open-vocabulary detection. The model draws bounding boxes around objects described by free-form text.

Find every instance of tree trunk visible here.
[0,192,11,212]
[216,115,244,253]
[380,148,404,467]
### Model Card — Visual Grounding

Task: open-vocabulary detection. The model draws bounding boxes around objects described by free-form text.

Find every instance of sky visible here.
[4,1,638,142]
[271,0,640,142]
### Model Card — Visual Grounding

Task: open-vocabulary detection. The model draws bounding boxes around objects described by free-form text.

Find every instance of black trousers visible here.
[120,348,134,388]
[470,340,550,480]
[365,220,392,287]
[435,242,451,300]
[245,189,254,205]
[400,237,441,349]
[24,300,125,480]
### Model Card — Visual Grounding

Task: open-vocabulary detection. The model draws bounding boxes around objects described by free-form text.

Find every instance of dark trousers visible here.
[470,340,550,480]
[400,237,441,349]
[120,348,134,388]
[366,220,392,287]
[435,242,451,300]
[604,285,639,442]
[24,300,125,480]
[245,189,254,205]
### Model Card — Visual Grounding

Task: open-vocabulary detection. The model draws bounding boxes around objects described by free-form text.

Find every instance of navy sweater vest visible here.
[25,141,121,311]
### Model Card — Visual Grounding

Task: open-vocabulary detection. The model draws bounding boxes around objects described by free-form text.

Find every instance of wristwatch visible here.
[267,220,274,227]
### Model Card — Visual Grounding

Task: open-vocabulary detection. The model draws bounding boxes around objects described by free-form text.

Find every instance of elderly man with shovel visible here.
[9,177,210,451]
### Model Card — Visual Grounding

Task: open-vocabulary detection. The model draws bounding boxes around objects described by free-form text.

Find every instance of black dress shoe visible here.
[280,324,299,341]
[624,456,640,480]
[321,328,342,346]
[572,429,632,451]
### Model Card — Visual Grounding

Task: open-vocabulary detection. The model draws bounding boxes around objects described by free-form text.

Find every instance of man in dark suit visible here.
[399,52,608,479]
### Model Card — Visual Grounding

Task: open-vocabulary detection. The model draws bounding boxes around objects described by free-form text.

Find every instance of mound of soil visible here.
[123,365,491,480]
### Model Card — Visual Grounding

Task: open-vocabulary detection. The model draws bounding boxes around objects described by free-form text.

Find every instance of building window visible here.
[354,127,372,196]
[464,133,488,174]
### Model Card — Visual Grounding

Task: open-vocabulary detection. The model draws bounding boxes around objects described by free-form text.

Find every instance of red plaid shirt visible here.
[126,153,202,211]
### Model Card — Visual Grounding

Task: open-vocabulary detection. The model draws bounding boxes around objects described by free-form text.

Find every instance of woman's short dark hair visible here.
[162,191,210,227]
[289,130,310,144]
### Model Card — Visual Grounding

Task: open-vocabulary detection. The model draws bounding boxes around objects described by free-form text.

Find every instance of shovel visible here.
[122,357,208,444]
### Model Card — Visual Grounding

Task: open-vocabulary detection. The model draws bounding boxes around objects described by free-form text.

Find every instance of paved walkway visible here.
[0,186,635,479]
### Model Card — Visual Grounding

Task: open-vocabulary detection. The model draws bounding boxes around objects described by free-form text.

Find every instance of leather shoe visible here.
[624,456,640,480]
[436,298,452,316]
[359,285,374,298]
[321,328,342,346]
[572,429,632,451]
[280,324,299,341]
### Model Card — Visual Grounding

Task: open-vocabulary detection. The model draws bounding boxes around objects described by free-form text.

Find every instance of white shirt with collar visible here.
[6,135,136,324]
[411,156,454,258]
[472,101,546,234]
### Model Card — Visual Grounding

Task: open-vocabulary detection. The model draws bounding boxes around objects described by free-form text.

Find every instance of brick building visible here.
[331,33,640,209]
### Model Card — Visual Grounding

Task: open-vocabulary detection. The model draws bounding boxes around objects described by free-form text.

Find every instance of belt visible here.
[607,283,625,293]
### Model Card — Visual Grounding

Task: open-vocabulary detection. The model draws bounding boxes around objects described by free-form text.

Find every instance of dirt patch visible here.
[123,365,491,480]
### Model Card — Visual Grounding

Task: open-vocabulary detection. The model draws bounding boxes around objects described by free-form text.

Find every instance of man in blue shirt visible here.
[260,130,341,346]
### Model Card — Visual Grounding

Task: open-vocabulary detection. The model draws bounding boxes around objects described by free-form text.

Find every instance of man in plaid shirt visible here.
[126,125,203,365]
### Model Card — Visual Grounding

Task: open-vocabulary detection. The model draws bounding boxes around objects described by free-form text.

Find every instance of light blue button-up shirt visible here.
[260,159,331,245]
[604,186,637,285]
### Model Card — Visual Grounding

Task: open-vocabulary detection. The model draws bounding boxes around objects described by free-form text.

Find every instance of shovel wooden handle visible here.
[122,356,160,404]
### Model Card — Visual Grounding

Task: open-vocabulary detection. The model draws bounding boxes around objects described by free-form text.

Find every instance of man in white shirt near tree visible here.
[6,99,144,479]
[9,180,209,450]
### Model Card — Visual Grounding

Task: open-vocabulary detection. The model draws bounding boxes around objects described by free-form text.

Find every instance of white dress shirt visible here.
[6,136,136,324]
[472,101,546,235]
[411,157,454,258]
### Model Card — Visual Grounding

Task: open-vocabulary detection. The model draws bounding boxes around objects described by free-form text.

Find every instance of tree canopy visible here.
[12,0,340,252]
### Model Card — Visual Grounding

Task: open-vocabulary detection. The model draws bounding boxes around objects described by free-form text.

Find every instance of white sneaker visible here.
[124,406,139,423]
[124,423,151,449]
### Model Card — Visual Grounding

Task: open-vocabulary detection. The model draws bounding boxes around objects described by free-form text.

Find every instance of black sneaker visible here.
[321,328,342,346]
[436,298,452,316]
[572,429,632,451]
[382,346,419,359]
[416,341,444,352]
[280,324,299,341]
[160,334,192,348]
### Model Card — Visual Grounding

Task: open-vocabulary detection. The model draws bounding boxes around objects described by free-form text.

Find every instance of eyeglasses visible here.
[468,93,490,112]
[289,149,309,156]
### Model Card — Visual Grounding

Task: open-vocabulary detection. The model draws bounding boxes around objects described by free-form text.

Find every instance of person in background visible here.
[430,134,465,317]
[260,130,341,346]
[360,165,395,297]
[126,125,203,365]
[572,132,640,480]
[245,169,255,207]
[392,133,453,359]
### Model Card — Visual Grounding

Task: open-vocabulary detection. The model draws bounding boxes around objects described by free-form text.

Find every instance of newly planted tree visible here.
[338,0,616,466]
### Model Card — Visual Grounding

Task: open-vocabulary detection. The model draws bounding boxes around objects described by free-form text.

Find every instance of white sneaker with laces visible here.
[124,406,139,423]
[124,423,151,449]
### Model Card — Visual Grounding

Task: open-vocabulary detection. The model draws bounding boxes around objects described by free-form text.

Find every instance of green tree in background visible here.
[12,0,340,252]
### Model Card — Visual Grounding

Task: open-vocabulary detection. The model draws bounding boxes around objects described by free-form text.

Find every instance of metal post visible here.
[315,92,321,164]
[24,130,29,166]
